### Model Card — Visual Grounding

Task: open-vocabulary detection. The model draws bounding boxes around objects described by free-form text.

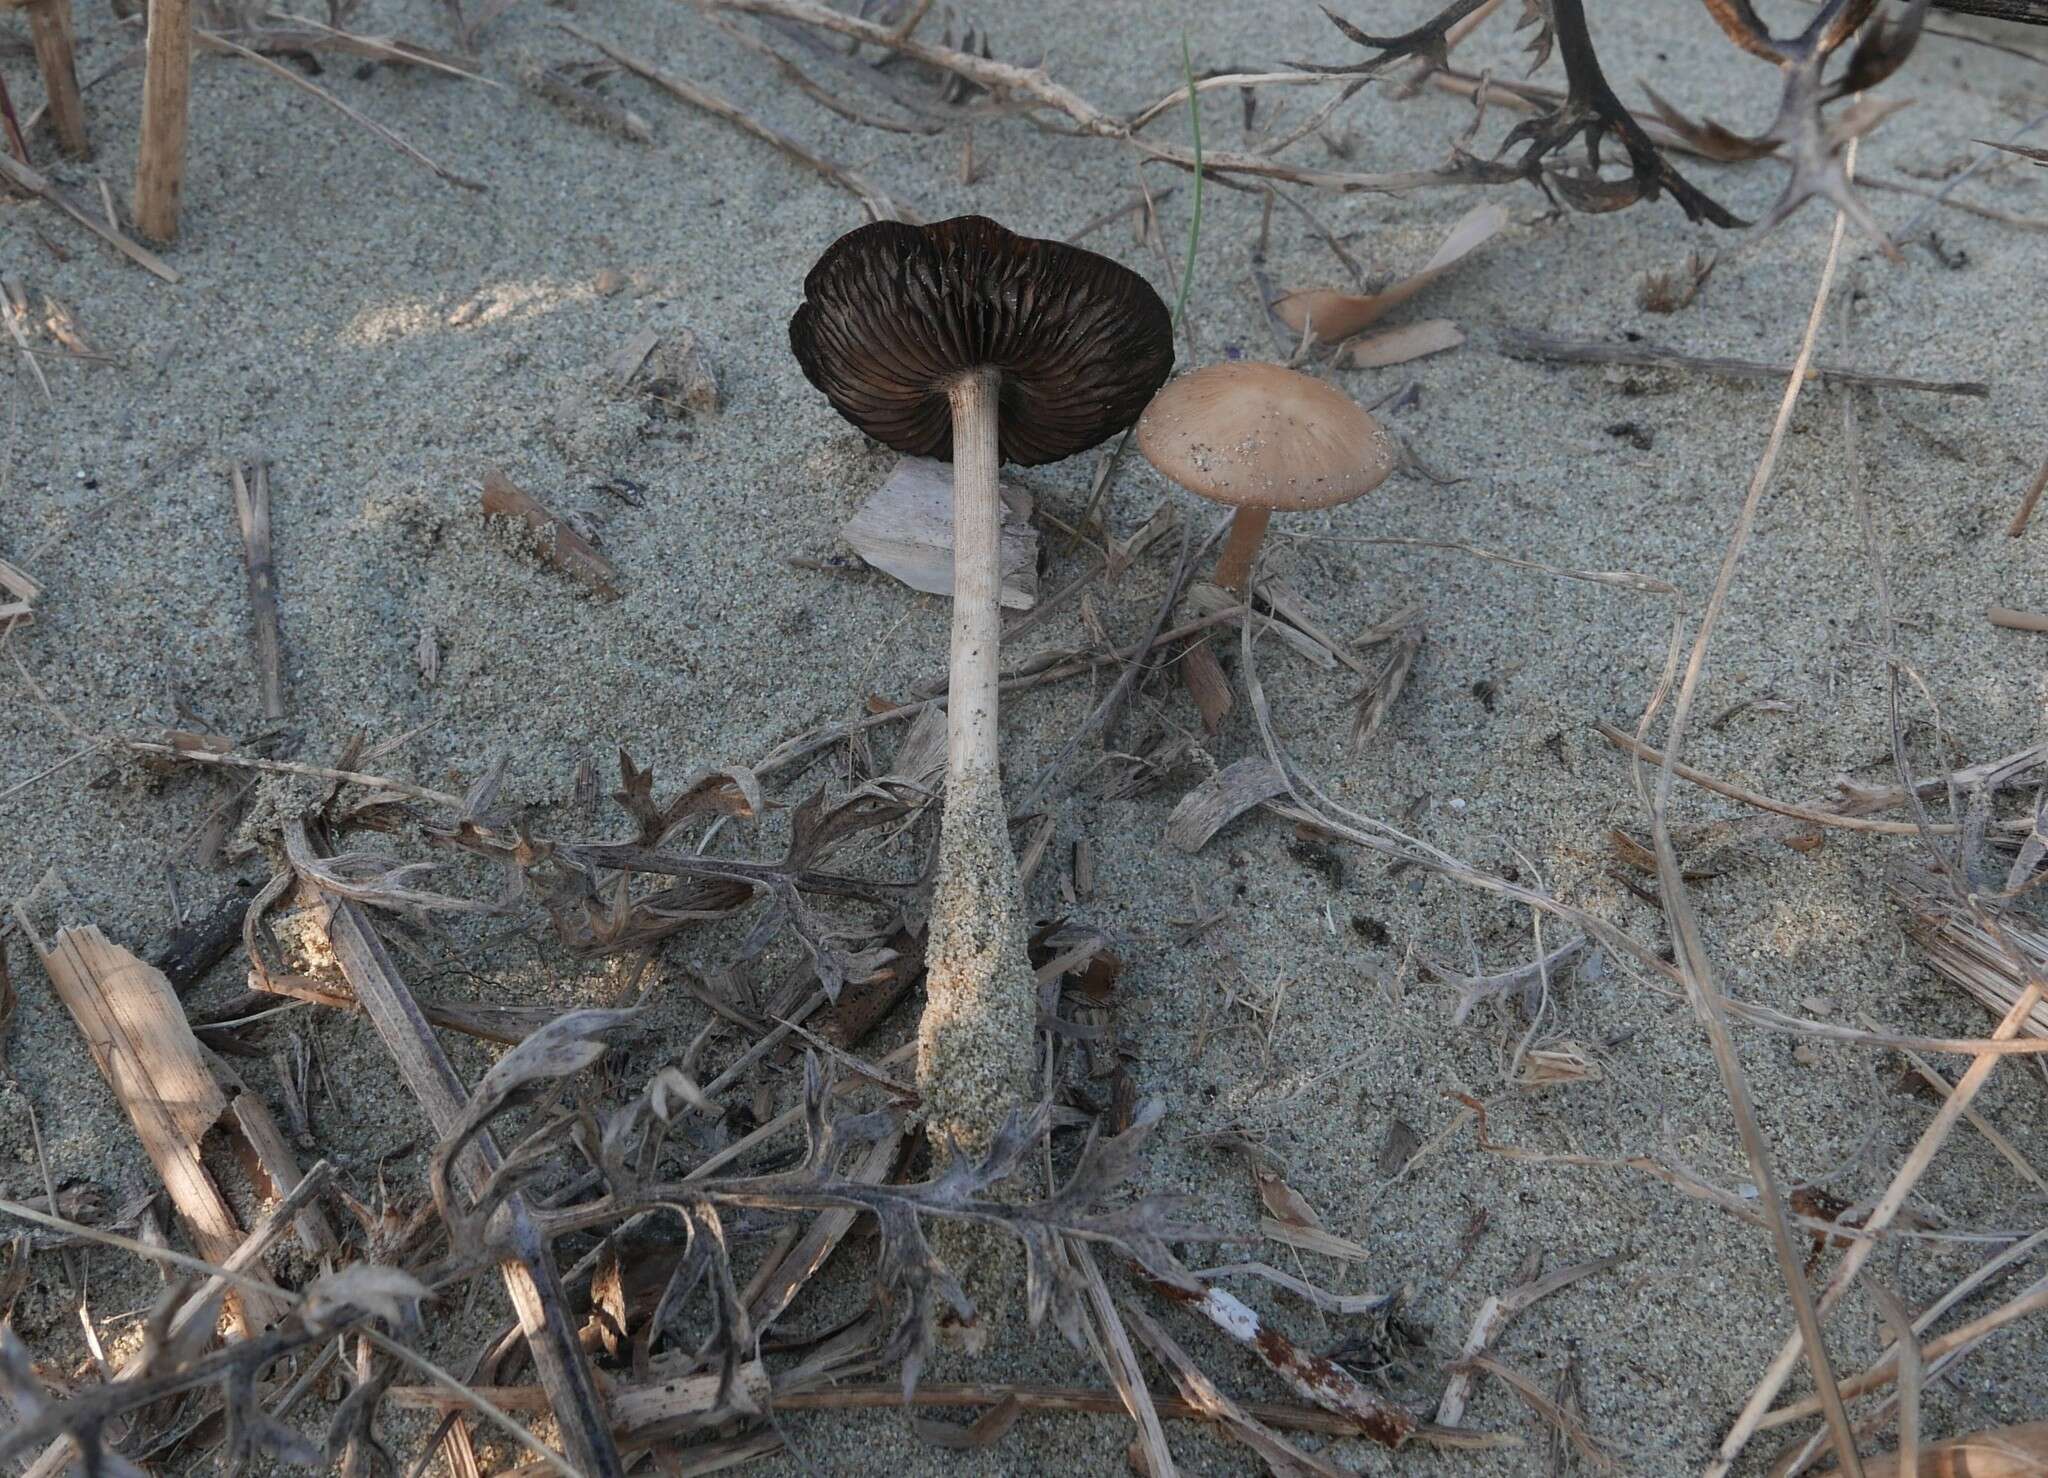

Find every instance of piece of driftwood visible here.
[151,879,258,993]
[840,456,1038,611]
[133,0,192,240]
[480,467,621,599]
[231,460,286,720]
[1495,329,1989,398]
[1988,606,2048,634]
[1166,757,1289,853]
[289,819,625,1478]
[30,924,289,1334]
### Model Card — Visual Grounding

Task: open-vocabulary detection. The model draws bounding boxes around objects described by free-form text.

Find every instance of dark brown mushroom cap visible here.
[788,215,1174,467]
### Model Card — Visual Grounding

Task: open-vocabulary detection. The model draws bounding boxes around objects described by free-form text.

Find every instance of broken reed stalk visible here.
[918,366,1036,1154]
[18,0,89,157]
[231,460,285,721]
[0,149,179,280]
[133,0,193,241]
[1494,329,1989,398]
[286,819,625,1478]
[1634,155,1866,1477]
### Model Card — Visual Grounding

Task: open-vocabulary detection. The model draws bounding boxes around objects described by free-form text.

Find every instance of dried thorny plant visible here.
[438,1027,1206,1392]
[1303,0,1928,241]
[0,1039,1204,1473]
[293,746,933,1000]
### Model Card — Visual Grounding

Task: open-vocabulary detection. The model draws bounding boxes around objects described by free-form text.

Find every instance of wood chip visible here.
[1166,757,1288,853]
[32,925,289,1333]
[480,467,621,599]
[840,455,1038,610]
[1178,637,1232,733]
[604,326,661,387]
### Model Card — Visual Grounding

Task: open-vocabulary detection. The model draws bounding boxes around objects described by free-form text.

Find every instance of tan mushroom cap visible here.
[1134,361,1393,511]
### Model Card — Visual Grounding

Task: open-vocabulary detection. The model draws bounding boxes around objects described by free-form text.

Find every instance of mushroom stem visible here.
[918,367,1038,1155]
[1212,506,1272,593]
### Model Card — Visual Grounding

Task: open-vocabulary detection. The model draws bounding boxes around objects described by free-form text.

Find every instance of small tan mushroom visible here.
[1135,362,1394,592]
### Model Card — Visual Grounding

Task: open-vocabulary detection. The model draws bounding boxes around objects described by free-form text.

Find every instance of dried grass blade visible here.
[1123,1300,1347,1478]
[1075,1245,1177,1478]
[1640,156,1864,1478]
[563,21,919,222]
[1452,1355,1613,1470]
[1868,1284,1920,1478]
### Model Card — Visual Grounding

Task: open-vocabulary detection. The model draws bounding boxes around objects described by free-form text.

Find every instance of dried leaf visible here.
[841,456,1038,610]
[1273,204,1506,340]
[299,1264,431,1334]
[1341,318,1464,368]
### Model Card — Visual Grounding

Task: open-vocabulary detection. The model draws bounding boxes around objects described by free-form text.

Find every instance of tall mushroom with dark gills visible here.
[790,216,1172,1153]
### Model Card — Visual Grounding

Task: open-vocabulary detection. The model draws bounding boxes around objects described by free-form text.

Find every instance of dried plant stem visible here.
[198,25,485,189]
[918,368,1035,1155]
[566,22,918,222]
[2010,454,2048,536]
[292,820,625,1478]
[1869,1285,1920,1478]
[1593,723,2022,836]
[1639,156,1864,1478]
[5,1164,331,1478]
[1495,329,1987,398]
[1713,233,2048,1478]
[117,740,466,807]
[0,150,179,280]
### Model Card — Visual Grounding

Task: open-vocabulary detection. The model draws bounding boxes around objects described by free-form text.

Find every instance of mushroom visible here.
[790,215,1172,1152]
[1135,362,1393,593]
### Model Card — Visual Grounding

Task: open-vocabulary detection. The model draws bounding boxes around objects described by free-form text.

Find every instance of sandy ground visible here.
[3,0,2047,1471]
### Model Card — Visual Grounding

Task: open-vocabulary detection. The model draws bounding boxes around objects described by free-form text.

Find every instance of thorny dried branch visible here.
[1306,0,1926,239]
